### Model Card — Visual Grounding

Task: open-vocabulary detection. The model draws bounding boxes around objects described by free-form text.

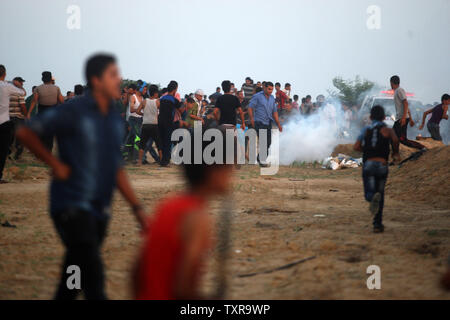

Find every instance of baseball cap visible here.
[13,77,25,83]
[195,89,204,96]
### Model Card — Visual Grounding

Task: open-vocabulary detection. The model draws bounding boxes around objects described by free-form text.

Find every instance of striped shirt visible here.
[9,93,26,119]
[0,80,26,125]
[241,83,255,101]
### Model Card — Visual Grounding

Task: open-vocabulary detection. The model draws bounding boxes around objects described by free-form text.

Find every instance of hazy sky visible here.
[1,0,449,103]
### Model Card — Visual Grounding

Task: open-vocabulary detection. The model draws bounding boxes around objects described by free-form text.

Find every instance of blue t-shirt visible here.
[248,91,277,125]
[27,91,125,219]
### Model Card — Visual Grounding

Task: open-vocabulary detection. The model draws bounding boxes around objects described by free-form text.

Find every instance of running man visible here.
[354,105,400,233]
[390,75,425,149]
[418,94,449,141]
[17,54,147,299]
[134,129,234,299]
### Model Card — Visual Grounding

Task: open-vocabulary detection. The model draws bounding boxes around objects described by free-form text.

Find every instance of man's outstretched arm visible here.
[16,127,71,180]
[116,168,147,231]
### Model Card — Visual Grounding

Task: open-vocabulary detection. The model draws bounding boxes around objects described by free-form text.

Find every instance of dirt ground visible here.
[0,150,449,300]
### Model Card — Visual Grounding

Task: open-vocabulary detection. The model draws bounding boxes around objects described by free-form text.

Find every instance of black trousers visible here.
[0,121,14,181]
[140,124,161,151]
[38,105,55,152]
[393,118,424,149]
[52,209,109,300]
[254,121,272,163]
[8,117,25,159]
[158,123,173,166]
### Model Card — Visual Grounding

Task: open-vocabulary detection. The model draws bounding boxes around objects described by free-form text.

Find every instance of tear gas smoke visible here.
[278,100,357,165]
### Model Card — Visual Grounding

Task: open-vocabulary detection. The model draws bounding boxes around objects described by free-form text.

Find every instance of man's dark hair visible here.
[66,91,71,96]
[221,80,231,93]
[370,105,385,121]
[129,83,137,90]
[285,83,291,88]
[32,85,37,91]
[275,82,281,87]
[216,87,220,91]
[160,87,168,95]
[182,127,231,188]
[167,80,178,93]
[42,71,52,83]
[441,93,450,102]
[265,82,274,88]
[149,84,159,97]
[301,97,306,103]
[85,54,116,89]
[306,95,311,100]
[255,87,263,93]
[390,75,400,85]
[74,84,84,95]
[186,97,195,104]
[0,65,5,77]
[293,94,299,100]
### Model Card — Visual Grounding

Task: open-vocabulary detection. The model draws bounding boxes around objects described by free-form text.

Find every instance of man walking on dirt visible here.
[248,82,283,167]
[17,54,147,299]
[390,75,425,150]
[354,105,400,233]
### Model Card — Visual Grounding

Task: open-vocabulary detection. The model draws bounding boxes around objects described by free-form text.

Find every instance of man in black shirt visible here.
[214,80,245,128]
[158,80,179,167]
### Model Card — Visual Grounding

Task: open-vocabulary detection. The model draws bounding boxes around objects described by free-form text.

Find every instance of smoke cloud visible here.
[278,101,356,165]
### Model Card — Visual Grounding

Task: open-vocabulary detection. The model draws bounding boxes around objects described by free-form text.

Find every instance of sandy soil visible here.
[0,151,449,300]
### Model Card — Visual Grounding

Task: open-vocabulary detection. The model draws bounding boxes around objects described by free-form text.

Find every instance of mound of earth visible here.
[386,145,449,208]
[331,144,362,158]
[332,138,444,162]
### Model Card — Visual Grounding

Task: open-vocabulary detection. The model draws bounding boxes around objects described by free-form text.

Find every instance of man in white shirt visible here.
[390,75,424,150]
[194,89,204,117]
[0,65,26,183]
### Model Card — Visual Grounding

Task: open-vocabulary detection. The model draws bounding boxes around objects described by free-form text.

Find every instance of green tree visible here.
[328,76,377,107]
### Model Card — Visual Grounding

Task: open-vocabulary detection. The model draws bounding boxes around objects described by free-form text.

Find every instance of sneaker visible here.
[370,192,381,216]
[373,225,384,233]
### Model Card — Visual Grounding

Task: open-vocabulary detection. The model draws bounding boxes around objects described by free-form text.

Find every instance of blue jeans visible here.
[427,121,442,141]
[362,160,388,227]
[142,137,160,163]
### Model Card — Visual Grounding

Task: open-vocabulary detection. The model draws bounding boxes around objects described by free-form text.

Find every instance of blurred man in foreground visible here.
[17,53,147,300]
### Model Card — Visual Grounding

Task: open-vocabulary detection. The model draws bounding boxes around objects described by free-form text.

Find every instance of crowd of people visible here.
[0,55,449,300]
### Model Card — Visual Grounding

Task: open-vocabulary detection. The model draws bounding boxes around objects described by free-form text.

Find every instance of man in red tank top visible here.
[134,129,234,300]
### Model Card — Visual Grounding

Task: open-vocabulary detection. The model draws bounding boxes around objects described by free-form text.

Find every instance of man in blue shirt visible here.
[248,81,282,166]
[17,54,147,300]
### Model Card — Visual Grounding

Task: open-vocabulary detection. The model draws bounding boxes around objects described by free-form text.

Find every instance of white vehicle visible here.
[357,90,424,129]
